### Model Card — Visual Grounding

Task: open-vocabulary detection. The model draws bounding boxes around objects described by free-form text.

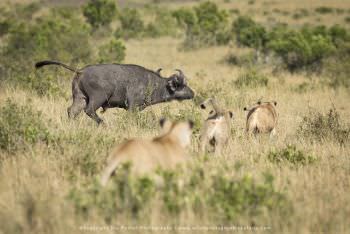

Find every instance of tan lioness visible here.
[243,101,277,136]
[100,119,194,186]
[199,98,233,155]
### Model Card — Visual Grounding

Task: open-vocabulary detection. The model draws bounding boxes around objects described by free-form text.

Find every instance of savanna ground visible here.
[0,0,350,233]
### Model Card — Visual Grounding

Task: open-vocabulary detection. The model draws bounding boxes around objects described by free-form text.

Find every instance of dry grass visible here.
[1,0,350,233]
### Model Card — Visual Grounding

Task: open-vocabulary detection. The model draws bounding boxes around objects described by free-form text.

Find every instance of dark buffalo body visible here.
[35,61,195,124]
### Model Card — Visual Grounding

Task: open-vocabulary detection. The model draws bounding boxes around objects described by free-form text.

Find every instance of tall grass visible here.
[0,0,350,233]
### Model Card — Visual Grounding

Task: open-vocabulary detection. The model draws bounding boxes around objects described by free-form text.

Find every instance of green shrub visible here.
[180,1,229,48]
[13,2,41,20]
[267,26,335,71]
[69,163,155,220]
[248,0,255,4]
[68,163,288,222]
[0,7,92,81]
[336,8,345,14]
[0,2,41,30]
[233,16,267,49]
[230,9,240,15]
[315,6,334,14]
[98,39,126,63]
[144,9,178,38]
[59,129,115,180]
[328,25,350,47]
[298,107,350,145]
[293,9,309,19]
[172,7,196,28]
[234,69,268,88]
[82,0,117,28]
[0,20,11,37]
[268,145,316,166]
[324,54,350,89]
[323,27,350,89]
[0,100,51,154]
[230,19,349,72]
[26,72,66,97]
[225,50,256,67]
[194,1,227,35]
[345,16,350,23]
[209,172,286,220]
[115,8,144,39]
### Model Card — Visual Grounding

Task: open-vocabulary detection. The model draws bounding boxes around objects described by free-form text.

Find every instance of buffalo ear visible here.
[167,75,183,92]
[167,79,177,92]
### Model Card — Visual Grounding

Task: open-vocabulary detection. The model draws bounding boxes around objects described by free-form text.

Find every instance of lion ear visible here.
[159,118,172,134]
[229,111,234,119]
[274,101,277,106]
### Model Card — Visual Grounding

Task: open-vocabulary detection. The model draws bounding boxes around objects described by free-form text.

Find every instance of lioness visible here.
[243,101,277,136]
[199,98,233,155]
[100,119,194,186]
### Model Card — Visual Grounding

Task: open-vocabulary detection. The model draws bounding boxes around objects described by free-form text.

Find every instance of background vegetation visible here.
[0,0,349,233]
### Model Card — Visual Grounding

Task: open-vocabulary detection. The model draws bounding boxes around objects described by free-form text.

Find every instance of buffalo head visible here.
[167,69,194,101]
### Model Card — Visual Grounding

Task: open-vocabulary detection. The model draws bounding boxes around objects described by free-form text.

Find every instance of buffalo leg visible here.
[68,98,86,119]
[84,96,105,124]
[68,75,86,119]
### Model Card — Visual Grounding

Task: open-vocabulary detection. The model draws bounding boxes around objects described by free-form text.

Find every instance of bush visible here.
[232,16,267,49]
[56,129,115,181]
[25,72,65,97]
[234,69,268,88]
[172,7,196,29]
[82,0,117,28]
[0,2,41,31]
[115,8,144,39]
[328,25,350,47]
[98,39,126,63]
[267,26,335,71]
[144,9,178,38]
[293,9,309,19]
[315,7,334,14]
[298,107,350,145]
[345,16,350,23]
[0,20,11,37]
[268,145,316,166]
[209,172,286,220]
[69,164,156,220]
[322,26,350,88]
[180,1,229,48]
[225,50,256,67]
[229,17,350,72]
[0,100,51,154]
[68,163,288,222]
[194,1,228,36]
[324,55,350,89]
[0,7,92,81]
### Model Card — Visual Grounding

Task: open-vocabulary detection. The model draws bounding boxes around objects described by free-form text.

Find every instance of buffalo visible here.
[35,60,195,124]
